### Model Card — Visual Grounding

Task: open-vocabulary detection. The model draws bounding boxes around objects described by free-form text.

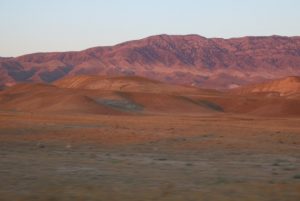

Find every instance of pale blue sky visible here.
[1,0,300,56]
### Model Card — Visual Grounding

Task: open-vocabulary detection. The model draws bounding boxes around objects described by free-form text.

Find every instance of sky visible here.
[1,0,300,57]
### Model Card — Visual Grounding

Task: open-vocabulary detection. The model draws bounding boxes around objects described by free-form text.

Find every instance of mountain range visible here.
[1,34,300,89]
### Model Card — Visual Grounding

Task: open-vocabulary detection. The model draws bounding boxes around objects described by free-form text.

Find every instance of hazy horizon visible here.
[1,0,300,57]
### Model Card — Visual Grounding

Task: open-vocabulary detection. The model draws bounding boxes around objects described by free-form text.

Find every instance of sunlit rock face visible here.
[1,34,300,89]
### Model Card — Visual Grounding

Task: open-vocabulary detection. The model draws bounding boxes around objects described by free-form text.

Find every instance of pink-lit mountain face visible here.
[1,34,300,89]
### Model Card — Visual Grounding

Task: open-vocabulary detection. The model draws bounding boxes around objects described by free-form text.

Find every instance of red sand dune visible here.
[54,75,218,95]
[230,76,300,97]
[210,95,300,117]
[0,83,125,115]
[1,75,300,117]
[203,76,300,116]
[0,76,223,115]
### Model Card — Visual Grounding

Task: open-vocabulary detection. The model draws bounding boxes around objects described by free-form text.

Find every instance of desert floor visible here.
[0,111,299,201]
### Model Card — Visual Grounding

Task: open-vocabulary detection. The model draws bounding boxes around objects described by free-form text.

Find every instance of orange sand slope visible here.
[230,76,300,97]
[0,75,299,117]
[0,76,222,115]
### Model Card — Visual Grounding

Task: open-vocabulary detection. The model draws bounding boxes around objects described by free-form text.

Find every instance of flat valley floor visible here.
[0,111,300,201]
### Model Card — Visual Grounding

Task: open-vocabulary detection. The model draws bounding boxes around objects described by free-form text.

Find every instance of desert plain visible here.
[0,76,299,201]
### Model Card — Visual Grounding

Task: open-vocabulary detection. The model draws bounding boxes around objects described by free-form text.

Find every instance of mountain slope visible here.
[1,34,300,89]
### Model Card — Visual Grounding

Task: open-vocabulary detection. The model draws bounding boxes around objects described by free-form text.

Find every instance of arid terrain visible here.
[0,75,300,200]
